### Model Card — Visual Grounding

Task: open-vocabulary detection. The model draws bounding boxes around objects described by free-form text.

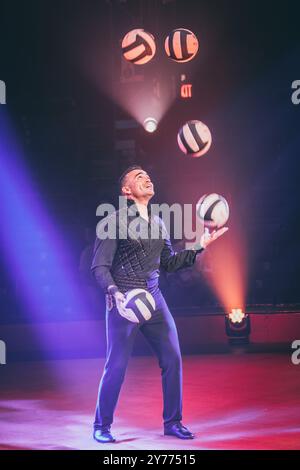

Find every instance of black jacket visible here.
[91,203,203,294]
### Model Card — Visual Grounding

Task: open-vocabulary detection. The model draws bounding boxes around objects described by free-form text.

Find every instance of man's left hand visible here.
[200,226,229,249]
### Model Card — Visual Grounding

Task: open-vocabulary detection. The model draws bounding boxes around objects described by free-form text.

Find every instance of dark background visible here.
[0,0,300,323]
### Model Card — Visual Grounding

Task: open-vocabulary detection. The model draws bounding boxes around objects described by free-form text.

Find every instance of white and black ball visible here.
[165,28,199,63]
[122,289,156,324]
[177,120,212,157]
[197,193,229,228]
[121,29,156,65]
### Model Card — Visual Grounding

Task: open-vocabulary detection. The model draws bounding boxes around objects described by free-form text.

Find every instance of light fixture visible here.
[228,308,245,323]
[225,308,251,346]
[143,117,158,133]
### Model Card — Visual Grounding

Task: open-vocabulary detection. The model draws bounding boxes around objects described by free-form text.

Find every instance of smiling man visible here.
[91,165,228,443]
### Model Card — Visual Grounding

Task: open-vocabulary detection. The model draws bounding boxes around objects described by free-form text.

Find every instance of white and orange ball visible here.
[196,193,229,228]
[121,29,156,65]
[165,28,199,63]
[121,289,156,324]
[177,120,212,157]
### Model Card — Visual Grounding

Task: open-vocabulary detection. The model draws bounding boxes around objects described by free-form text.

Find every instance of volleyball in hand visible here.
[196,193,229,228]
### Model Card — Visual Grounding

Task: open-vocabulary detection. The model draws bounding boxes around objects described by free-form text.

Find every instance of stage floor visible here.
[0,353,300,450]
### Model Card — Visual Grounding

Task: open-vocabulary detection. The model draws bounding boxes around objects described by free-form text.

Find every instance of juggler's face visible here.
[122,169,155,200]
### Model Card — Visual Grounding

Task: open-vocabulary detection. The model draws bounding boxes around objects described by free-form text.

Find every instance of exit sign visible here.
[180,83,192,98]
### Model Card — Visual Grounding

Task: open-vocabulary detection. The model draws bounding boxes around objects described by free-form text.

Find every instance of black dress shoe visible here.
[164,422,195,440]
[93,427,116,443]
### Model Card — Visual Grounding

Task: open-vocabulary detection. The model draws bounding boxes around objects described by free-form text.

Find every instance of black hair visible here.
[118,164,142,192]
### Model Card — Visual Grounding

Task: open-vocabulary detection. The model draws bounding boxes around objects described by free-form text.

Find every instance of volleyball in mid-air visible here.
[177,120,212,157]
[196,193,230,228]
[121,29,156,65]
[165,28,199,62]
[120,289,156,324]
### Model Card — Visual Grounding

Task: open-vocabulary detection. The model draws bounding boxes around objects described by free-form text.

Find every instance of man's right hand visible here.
[113,290,140,323]
[107,285,126,315]
[114,291,126,311]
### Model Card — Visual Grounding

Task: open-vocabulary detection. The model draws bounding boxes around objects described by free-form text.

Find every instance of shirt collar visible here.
[127,199,151,218]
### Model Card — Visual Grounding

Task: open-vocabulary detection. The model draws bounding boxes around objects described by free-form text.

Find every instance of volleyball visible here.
[120,289,156,324]
[121,29,156,65]
[196,193,229,228]
[177,120,212,157]
[165,28,199,62]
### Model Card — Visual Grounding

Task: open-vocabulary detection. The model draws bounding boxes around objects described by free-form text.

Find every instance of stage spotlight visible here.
[225,308,251,346]
[143,117,158,133]
[229,308,245,323]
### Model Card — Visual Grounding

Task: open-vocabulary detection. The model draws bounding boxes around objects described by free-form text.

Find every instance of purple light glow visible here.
[0,113,91,368]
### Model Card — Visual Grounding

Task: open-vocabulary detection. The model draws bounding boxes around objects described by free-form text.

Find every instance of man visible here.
[91,165,228,443]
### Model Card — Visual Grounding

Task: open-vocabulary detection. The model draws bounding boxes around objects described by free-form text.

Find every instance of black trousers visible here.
[94,288,182,430]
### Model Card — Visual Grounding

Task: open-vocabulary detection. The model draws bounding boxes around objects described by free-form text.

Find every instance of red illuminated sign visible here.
[181,83,192,98]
